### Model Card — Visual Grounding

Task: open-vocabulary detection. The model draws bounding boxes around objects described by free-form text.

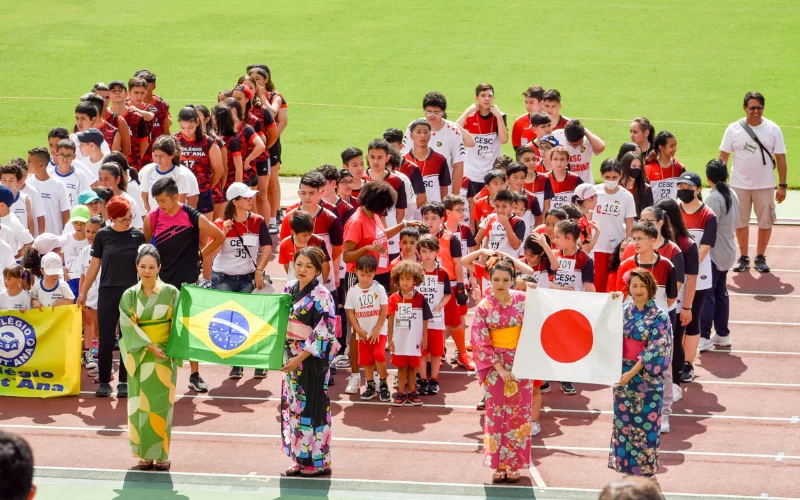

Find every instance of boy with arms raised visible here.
[552,119,606,185]
[456,83,508,194]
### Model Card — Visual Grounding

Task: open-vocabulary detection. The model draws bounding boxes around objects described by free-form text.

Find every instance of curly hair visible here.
[391,260,424,286]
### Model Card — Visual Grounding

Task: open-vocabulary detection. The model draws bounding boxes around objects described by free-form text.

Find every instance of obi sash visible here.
[140,320,171,344]
[623,338,645,361]
[490,325,522,349]
[287,319,313,341]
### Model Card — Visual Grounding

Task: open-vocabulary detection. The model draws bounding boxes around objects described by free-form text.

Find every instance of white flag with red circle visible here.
[512,288,623,385]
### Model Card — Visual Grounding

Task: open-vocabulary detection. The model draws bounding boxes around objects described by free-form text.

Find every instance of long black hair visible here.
[641,205,673,242]
[212,103,236,137]
[178,106,206,141]
[647,130,675,164]
[655,197,692,240]
[619,151,648,218]
[706,159,734,215]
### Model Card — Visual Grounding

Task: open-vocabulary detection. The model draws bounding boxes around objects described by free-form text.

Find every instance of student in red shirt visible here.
[133,69,171,139]
[223,97,265,189]
[471,169,506,234]
[211,103,245,213]
[645,131,685,202]
[389,227,421,273]
[176,106,224,219]
[341,147,366,202]
[511,85,545,151]
[616,222,678,311]
[506,161,543,229]
[92,82,131,157]
[404,119,451,203]
[541,89,569,131]
[108,80,149,170]
[126,77,160,164]
[543,145,584,213]
[278,210,331,282]
[336,168,359,210]
[416,234,451,395]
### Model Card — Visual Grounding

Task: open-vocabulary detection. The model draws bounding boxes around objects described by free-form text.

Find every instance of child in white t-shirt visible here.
[62,206,89,298]
[30,252,74,308]
[345,255,390,402]
[79,216,103,371]
[0,265,31,311]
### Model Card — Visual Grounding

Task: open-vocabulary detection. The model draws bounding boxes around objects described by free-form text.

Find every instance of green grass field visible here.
[1,1,798,184]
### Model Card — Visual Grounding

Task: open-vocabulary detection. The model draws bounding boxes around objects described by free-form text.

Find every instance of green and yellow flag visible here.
[167,286,291,370]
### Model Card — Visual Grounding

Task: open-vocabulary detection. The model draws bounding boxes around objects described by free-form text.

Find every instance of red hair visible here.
[106,196,131,219]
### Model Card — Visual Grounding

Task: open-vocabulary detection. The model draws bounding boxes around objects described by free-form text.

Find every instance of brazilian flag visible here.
[167,286,291,369]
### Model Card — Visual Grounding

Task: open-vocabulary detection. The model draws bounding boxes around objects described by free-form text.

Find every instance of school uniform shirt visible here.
[622,238,685,312]
[515,188,542,237]
[551,130,596,185]
[110,108,147,169]
[389,254,420,272]
[459,177,477,227]
[0,289,31,311]
[454,222,477,279]
[235,123,260,183]
[27,176,70,236]
[62,233,88,281]
[222,134,243,187]
[98,120,119,151]
[551,249,594,291]
[52,167,91,208]
[278,235,330,282]
[20,184,45,236]
[462,111,506,183]
[0,240,13,291]
[644,159,685,201]
[393,169,417,222]
[675,234,699,310]
[511,113,538,148]
[544,171,584,209]
[78,244,99,309]
[47,158,98,185]
[471,196,495,229]
[532,258,554,289]
[593,184,637,253]
[0,214,33,252]
[437,227,465,283]
[148,95,171,144]
[480,213,526,256]
[403,149,451,204]
[681,204,717,291]
[138,163,192,209]
[364,170,407,256]
[177,133,217,194]
[345,280,389,335]
[527,162,550,214]
[70,132,111,166]
[618,254,677,312]
[388,290,433,356]
[212,213,272,276]
[281,205,342,291]
[417,265,451,330]
[9,191,32,233]
[127,180,146,218]
[30,278,74,307]
[397,157,426,209]
[343,209,389,274]
[402,119,466,179]
[720,117,786,190]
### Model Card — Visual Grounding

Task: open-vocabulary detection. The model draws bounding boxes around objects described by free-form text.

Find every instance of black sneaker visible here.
[188,372,209,393]
[96,383,112,398]
[379,383,391,402]
[253,369,268,379]
[328,372,335,386]
[681,362,695,383]
[117,383,128,398]
[540,381,551,393]
[428,379,440,395]
[417,379,430,395]
[560,382,576,395]
[229,366,244,379]
[476,394,486,410]
[732,255,750,272]
[754,255,770,273]
[361,385,377,400]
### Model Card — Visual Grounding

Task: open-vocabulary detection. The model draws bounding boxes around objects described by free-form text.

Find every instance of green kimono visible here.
[118,280,181,461]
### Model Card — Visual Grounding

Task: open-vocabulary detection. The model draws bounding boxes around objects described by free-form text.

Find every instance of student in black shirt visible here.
[78,196,145,398]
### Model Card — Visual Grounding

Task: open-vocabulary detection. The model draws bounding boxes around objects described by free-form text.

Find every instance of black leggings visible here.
[672,288,708,383]
[97,286,128,384]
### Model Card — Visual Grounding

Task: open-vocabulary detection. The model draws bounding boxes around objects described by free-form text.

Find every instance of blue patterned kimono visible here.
[609,299,673,476]
[281,279,338,469]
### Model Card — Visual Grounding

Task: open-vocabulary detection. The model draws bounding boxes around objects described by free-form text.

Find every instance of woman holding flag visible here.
[280,246,338,477]
[470,258,533,483]
[609,268,673,478]
[118,244,181,471]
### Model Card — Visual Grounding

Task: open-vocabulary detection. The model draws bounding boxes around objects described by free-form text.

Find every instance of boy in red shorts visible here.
[388,261,431,406]
[416,234,451,395]
[345,255,390,402]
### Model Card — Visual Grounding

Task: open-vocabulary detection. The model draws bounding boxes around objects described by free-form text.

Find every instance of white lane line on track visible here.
[728,320,800,326]
[728,293,800,298]
[10,424,800,461]
[712,349,800,356]
[528,463,547,488]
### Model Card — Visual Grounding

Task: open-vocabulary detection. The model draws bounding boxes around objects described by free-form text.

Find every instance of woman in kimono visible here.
[609,268,673,478]
[281,246,338,477]
[470,258,533,483]
[118,244,181,471]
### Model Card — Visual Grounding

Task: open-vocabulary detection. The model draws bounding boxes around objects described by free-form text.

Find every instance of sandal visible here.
[300,467,331,477]
[506,470,520,483]
[492,470,507,483]
[284,465,302,477]
[132,460,154,470]
[154,460,171,471]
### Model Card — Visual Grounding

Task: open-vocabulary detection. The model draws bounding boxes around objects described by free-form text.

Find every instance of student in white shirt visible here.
[25,147,70,235]
[62,206,90,298]
[16,160,46,236]
[97,160,145,229]
[79,215,103,369]
[0,265,31,311]
[139,136,191,211]
[0,185,33,257]
[75,127,108,182]
[0,163,35,237]
[53,138,92,208]
[47,127,98,184]
[552,119,605,185]
[30,252,75,308]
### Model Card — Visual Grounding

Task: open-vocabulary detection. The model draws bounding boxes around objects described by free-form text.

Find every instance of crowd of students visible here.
[0,73,754,479]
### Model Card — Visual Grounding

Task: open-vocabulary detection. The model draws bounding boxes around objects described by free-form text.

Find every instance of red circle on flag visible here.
[541,309,593,363]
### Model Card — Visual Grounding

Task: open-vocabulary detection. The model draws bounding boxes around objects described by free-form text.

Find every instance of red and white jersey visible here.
[404,149,451,203]
[551,249,594,291]
[388,291,433,356]
[471,196,495,228]
[278,235,330,281]
[645,159,686,201]
[417,265,451,330]
[681,203,717,291]
[552,130,596,185]
[544,171,584,209]
[280,205,341,291]
[402,119,466,176]
[511,114,537,148]
[526,162,550,213]
[480,213,526,256]
[618,254,677,312]
[462,111,506,183]
[514,188,541,238]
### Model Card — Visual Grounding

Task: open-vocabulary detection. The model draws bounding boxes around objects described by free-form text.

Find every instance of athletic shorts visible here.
[256,158,271,177]
[391,354,420,368]
[67,278,80,303]
[196,190,214,214]
[422,329,445,357]
[468,180,485,197]
[247,173,259,187]
[444,294,467,327]
[358,336,387,366]
[732,187,776,230]
[269,140,282,166]
[684,289,708,336]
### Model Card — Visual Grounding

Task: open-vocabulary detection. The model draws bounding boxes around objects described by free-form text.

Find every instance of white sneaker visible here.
[531,421,542,436]
[672,383,683,403]
[711,333,732,347]
[698,337,714,352]
[333,354,351,369]
[345,374,361,394]
[661,415,670,433]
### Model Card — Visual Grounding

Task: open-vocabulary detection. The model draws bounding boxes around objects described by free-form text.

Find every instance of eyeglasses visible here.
[116,216,132,224]
[58,154,74,159]
[747,106,764,111]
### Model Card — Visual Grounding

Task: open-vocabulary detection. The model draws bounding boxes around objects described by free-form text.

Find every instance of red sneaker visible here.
[408,392,423,406]
[392,392,407,407]
[457,353,476,371]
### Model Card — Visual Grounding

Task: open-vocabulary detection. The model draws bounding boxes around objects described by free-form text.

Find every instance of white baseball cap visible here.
[41,252,64,276]
[33,233,68,255]
[226,182,258,201]
[573,184,597,201]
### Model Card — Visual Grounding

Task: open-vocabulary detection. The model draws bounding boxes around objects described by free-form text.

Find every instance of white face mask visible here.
[604,180,619,190]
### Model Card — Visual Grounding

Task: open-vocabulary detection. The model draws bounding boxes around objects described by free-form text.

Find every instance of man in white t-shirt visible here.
[26,147,70,235]
[552,119,605,185]
[402,92,472,195]
[719,91,788,273]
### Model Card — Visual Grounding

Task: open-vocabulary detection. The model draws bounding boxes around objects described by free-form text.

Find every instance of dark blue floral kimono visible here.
[609,299,673,477]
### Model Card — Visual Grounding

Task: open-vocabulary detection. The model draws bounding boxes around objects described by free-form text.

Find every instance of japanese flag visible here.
[512,288,623,385]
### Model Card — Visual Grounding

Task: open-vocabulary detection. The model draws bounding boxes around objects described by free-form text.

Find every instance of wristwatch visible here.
[778,183,788,188]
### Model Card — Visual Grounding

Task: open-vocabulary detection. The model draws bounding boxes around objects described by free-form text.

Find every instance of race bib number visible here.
[429,311,444,329]
[488,227,506,250]
[379,253,388,269]
[553,258,577,288]
[552,192,571,208]
[596,202,621,217]
[655,179,677,200]
[395,303,412,330]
